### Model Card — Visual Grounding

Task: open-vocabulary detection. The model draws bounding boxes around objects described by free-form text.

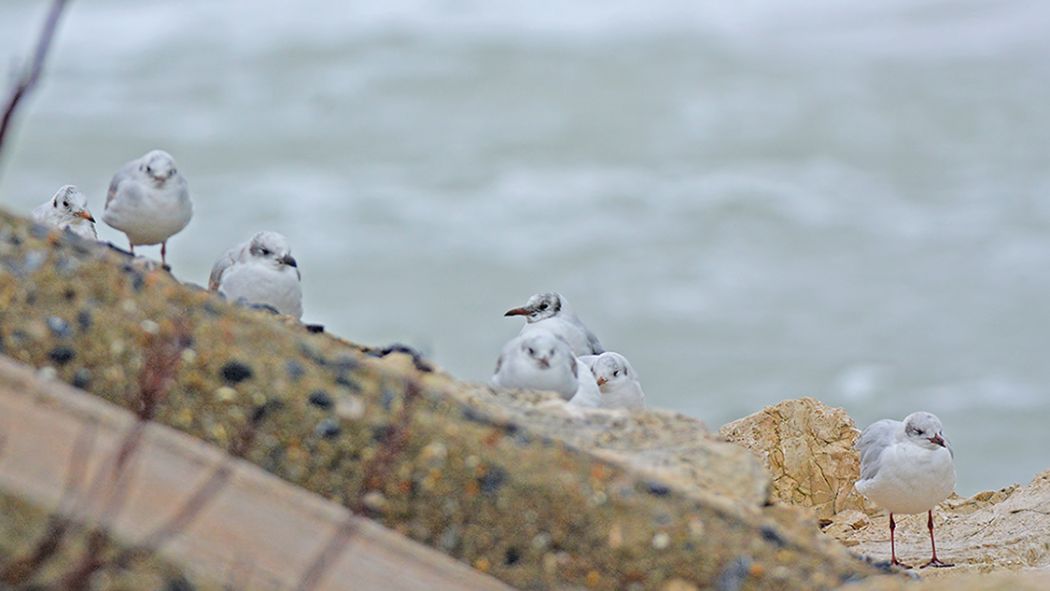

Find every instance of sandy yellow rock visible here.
[720,397,873,518]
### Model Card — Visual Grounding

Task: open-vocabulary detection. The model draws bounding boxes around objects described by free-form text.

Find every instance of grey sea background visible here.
[2,0,1048,496]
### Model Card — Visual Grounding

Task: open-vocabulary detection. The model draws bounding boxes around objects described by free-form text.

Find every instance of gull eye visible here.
[539,303,549,310]
[63,200,69,208]
[171,167,177,175]
[613,370,620,377]
[260,248,271,256]
[526,347,535,356]
[146,166,153,175]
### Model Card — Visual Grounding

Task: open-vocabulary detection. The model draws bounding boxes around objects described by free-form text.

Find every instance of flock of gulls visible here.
[27,148,958,569]
[31,149,304,320]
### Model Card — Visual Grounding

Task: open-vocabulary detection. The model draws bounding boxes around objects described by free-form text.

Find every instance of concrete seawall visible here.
[0,210,879,589]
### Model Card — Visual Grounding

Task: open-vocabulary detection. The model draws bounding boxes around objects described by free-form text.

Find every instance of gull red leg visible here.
[889,513,912,569]
[920,510,954,568]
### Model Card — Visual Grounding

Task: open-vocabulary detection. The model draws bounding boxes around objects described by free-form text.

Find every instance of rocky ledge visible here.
[0,209,1047,590]
[723,398,1050,588]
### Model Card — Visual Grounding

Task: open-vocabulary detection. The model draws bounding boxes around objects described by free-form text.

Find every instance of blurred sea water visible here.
[2,0,1049,495]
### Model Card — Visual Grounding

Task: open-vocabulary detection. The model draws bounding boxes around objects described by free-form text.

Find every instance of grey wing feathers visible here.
[208,256,233,291]
[584,329,604,355]
[855,419,898,482]
[105,163,134,208]
[207,244,244,291]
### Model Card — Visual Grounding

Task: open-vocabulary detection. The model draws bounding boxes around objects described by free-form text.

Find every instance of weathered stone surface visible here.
[841,570,1050,590]
[472,387,770,507]
[827,471,1050,574]
[720,397,872,519]
[0,210,880,589]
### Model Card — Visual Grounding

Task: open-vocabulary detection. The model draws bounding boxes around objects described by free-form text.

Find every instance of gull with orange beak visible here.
[855,411,956,569]
[504,292,604,357]
[31,185,98,240]
[102,149,192,267]
[580,352,646,410]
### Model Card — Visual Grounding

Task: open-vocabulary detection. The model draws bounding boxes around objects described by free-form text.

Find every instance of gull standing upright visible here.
[491,332,599,404]
[504,292,604,357]
[854,411,956,569]
[209,231,303,319]
[31,185,97,240]
[580,352,646,410]
[102,149,191,266]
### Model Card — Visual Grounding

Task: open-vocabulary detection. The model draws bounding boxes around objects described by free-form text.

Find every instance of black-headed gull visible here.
[491,331,599,405]
[102,149,191,266]
[504,292,604,357]
[579,352,646,410]
[855,411,956,569]
[209,231,302,319]
[31,185,97,240]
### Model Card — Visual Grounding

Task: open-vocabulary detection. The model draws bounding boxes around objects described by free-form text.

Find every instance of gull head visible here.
[589,352,635,391]
[248,231,298,270]
[903,411,950,452]
[505,292,563,323]
[50,185,94,223]
[139,149,179,185]
[518,332,569,372]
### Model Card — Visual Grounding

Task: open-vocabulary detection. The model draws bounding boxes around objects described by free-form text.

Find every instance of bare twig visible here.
[52,322,190,587]
[294,518,356,591]
[58,529,108,591]
[295,379,424,590]
[113,372,276,568]
[349,379,422,513]
[0,420,97,584]
[0,0,71,161]
[0,516,70,584]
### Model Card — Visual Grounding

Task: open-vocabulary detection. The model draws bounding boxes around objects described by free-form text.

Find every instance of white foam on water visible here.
[2,0,1049,495]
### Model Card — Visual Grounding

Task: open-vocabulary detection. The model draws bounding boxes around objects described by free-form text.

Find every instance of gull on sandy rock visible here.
[491,332,600,405]
[209,231,302,319]
[31,185,97,240]
[855,411,956,569]
[579,352,646,410]
[504,292,604,357]
[102,149,191,267]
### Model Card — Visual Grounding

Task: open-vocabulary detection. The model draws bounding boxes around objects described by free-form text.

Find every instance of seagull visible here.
[102,149,192,266]
[580,352,646,410]
[209,231,302,319]
[504,292,604,357]
[854,411,956,569]
[491,332,599,404]
[31,185,97,240]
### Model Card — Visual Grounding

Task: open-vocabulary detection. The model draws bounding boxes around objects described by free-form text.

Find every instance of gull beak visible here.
[77,210,96,223]
[504,307,529,317]
[279,254,298,268]
[537,357,550,369]
[928,434,946,447]
[595,376,607,387]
